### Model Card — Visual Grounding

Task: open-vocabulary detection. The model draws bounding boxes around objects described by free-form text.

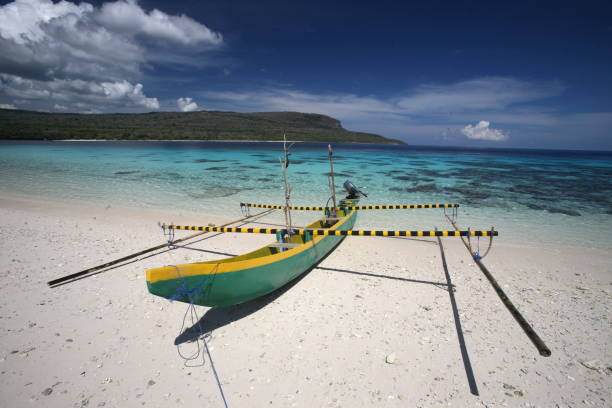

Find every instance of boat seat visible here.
[268,242,301,249]
[323,217,341,222]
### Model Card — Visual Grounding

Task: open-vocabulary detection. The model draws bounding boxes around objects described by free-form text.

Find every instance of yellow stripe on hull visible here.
[147,207,357,284]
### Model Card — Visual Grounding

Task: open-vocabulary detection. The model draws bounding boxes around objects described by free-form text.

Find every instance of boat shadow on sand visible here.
[172,239,442,346]
[174,263,453,346]
[174,247,478,396]
[175,231,352,345]
[174,271,310,345]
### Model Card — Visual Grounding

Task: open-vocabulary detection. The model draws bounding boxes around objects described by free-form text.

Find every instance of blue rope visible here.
[169,275,213,302]
[162,223,176,249]
[170,265,229,407]
[472,236,481,260]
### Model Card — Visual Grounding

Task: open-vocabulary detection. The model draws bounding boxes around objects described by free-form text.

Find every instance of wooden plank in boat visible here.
[268,242,301,248]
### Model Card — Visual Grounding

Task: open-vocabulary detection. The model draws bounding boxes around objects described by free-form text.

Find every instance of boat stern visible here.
[146,264,217,306]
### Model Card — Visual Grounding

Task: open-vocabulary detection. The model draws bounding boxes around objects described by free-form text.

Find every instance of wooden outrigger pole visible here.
[47,208,275,287]
[444,213,551,357]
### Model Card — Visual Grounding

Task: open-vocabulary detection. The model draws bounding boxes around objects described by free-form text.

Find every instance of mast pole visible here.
[328,144,337,216]
[281,133,293,235]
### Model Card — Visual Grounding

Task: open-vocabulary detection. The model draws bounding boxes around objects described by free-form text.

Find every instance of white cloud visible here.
[0,0,143,82]
[0,73,159,110]
[53,103,67,111]
[95,0,222,46]
[396,77,563,114]
[100,81,159,109]
[177,97,198,112]
[204,77,562,124]
[205,89,399,120]
[0,0,93,45]
[203,77,565,142]
[0,103,17,109]
[461,121,508,141]
[0,0,222,112]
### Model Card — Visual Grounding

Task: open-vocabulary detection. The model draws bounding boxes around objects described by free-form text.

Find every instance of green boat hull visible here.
[147,200,358,307]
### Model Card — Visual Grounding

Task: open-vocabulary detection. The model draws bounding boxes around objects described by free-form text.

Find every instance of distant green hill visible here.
[0,109,403,144]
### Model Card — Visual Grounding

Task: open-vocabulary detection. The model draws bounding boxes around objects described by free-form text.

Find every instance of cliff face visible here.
[0,109,404,144]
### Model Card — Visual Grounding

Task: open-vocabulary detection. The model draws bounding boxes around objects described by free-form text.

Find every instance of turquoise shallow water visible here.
[1,141,611,249]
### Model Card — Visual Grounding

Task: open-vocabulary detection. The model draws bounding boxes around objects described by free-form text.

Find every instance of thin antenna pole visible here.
[281,133,292,235]
[328,144,337,216]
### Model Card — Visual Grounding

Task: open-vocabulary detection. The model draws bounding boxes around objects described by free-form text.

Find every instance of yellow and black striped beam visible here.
[240,203,459,211]
[162,224,497,237]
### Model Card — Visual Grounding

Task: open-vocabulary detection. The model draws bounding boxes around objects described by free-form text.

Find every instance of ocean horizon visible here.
[1,140,611,249]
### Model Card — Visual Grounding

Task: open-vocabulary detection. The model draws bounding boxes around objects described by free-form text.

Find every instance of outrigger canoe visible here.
[146,197,359,307]
[47,141,551,357]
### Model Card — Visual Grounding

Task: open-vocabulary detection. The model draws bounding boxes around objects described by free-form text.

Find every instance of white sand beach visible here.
[0,195,610,407]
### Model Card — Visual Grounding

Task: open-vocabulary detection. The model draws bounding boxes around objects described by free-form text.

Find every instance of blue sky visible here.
[0,0,610,149]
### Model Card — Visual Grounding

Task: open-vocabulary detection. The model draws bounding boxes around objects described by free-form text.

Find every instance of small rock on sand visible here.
[385,353,396,364]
